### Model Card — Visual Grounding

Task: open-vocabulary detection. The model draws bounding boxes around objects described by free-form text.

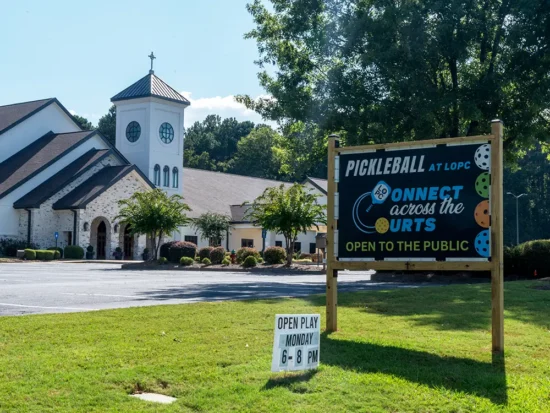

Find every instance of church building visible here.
[0,59,326,259]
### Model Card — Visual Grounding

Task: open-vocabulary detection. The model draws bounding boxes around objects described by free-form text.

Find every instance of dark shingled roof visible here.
[0,130,97,200]
[13,149,111,209]
[111,73,190,105]
[304,176,327,194]
[53,165,137,210]
[0,98,54,135]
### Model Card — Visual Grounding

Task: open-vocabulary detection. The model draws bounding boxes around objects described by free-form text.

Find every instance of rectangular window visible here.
[309,243,316,254]
[184,235,198,245]
[294,242,302,253]
[241,239,254,248]
[275,241,283,247]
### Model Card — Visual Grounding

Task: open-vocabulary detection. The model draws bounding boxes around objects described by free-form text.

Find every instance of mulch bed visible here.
[121,261,323,274]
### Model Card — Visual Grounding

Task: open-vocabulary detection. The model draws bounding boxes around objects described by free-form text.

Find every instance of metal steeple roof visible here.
[111,73,190,106]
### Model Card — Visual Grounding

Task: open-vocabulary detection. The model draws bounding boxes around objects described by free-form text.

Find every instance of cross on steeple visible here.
[148,52,156,74]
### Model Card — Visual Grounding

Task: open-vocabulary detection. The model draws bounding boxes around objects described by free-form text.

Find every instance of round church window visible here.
[126,121,141,142]
[159,122,174,144]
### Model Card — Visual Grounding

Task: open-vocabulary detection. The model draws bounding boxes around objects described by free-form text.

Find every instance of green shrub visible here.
[159,241,178,259]
[195,256,201,262]
[210,247,225,264]
[299,253,312,260]
[504,240,550,277]
[36,250,55,261]
[0,238,38,257]
[157,257,168,264]
[198,247,214,261]
[48,247,63,259]
[168,241,197,263]
[236,247,261,263]
[64,245,84,259]
[242,256,257,268]
[263,246,287,265]
[180,256,194,266]
[24,249,36,260]
[202,257,211,265]
[222,257,231,265]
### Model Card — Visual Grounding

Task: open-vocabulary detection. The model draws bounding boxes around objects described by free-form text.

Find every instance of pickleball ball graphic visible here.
[474,200,490,228]
[375,217,389,234]
[475,172,490,198]
[474,144,491,170]
[475,230,490,258]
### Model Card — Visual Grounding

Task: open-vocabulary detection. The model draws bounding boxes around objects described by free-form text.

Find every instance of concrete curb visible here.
[120,262,324,275]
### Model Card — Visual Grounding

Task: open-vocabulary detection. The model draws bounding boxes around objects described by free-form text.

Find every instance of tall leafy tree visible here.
[72,115,93,131]
[239,0,550,160]
[228,126,286,179]
[184,115,255,170]
[192,212,232,246]
[98,105,116,145]
[245,183,326,266]
[116,189,191,260]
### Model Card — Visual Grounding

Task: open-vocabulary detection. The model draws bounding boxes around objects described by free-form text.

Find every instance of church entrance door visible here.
[123,225,134,260]
[97,221,107,259]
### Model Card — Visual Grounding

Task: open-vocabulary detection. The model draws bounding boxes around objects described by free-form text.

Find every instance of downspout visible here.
[25,209,31,245]
[72,210,78,245]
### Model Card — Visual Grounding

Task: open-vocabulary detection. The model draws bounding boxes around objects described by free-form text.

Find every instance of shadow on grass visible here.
[305,281,550,331]
[321,333,507,405]
[263,370,318,392]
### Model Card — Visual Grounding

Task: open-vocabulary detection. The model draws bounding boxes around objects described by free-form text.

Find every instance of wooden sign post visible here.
[326,122,504,354]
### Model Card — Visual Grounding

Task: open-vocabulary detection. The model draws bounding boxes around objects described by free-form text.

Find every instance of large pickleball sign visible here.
[337,142,492,261]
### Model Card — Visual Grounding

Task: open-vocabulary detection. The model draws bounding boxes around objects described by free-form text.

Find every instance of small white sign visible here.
[271,314,320,372]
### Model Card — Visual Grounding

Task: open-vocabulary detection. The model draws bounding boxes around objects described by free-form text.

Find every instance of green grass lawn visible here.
[0,281,549,412]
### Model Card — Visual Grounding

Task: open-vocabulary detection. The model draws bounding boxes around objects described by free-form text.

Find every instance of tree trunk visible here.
[284,235,293,267]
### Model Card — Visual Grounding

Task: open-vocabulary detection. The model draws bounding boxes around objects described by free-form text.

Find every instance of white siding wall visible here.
[0,103,80,163]
[0,135,110,238]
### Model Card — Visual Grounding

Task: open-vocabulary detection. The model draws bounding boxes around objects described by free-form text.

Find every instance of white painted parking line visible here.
[61,293,147,299]
[0,303,94,311]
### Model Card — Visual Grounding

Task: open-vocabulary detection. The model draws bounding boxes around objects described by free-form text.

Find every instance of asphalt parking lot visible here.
[0,262,425,316]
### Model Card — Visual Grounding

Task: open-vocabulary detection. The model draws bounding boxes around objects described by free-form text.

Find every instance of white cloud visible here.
[181,92,275,128]
[69,109,77,116]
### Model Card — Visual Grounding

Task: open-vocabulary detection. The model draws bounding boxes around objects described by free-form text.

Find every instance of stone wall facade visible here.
[78,170,150,260]
[18,154,120,250]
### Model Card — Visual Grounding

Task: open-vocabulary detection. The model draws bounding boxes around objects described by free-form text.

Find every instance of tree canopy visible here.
[239,0,550,161]
[73,115,93,131]
[98,105,116,145]
[244,183,326,265]
[191,212,232,246]
[116,189,191,259]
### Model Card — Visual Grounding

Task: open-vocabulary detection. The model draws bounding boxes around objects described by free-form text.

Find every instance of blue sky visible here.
[1,0,268,126]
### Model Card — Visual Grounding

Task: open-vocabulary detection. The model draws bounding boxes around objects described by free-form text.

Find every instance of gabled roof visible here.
[111,72,190,105]
[13,149,111,209]
[0,98,80,136]
[304,176,327,194]
[182,168,292,219]
[53,165,142,210]
[0,130,98,200]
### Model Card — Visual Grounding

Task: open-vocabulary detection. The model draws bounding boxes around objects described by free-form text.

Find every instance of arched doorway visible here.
[97,221,107,259]
[123,225,134,260]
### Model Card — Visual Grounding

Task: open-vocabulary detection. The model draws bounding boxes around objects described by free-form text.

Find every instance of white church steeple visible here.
[111,53,190,196]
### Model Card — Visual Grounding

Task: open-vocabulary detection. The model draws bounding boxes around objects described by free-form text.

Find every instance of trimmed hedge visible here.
[168,241,197,263]
[159,241,179,259]
[198,247,214,261]
[201,257,212,265]
[210,247,225,264]
[505,240,550,277]
[24,249,36,260]
[236,247,261,264]
[222,257,231,265]
[158,257,168,264]
[35,250,56,261]
[242,256,257,268]
[48,247,63,259]
[180,256,194,266]
[64,245,84,259]
[264,246,287,265]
